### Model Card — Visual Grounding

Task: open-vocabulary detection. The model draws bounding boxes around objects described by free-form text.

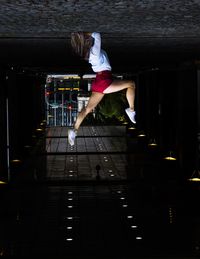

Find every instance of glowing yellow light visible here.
[163,151,177,160]
[148,139,158,147]
[163,156,177,161]
[0,181,7,184]
[58,87,71,91]
[123,122,128,125]
[11,159,21,163]
[63,76,80,79]
[188,178,200,182]
[36,128,43,132]
[128,127,136,130]
[138,133,146,137]
[148,143,158,147]
[188,170,200,182]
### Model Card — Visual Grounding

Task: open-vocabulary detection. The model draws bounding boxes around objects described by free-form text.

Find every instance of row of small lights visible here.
[5,66,45,77]
[128,126,200,181]
[169,207,176,224]
[91,127,116,178]
[65,191,76,242]
[64,189,143,243]
[103,156,116,178]
[92,128,105,152]
[66,157,116,179]
[68,155,76,178]
[116,190,143,240]
[127,126,177,161]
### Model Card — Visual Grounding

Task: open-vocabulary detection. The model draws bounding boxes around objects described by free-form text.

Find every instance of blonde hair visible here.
[71,32,93,60]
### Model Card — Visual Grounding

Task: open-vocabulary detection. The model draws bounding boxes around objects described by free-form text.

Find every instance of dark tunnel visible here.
[0,1,200,258]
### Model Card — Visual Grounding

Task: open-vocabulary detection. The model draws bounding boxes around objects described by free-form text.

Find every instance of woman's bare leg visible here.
[103,80,136,111]
[74,91,104,130]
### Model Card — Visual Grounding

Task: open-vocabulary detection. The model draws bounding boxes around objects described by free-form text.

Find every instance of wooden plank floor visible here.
[45,126,128,181]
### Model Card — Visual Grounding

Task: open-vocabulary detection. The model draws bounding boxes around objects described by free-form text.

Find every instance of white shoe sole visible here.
[68,130,76,146]
[125,109,136,124]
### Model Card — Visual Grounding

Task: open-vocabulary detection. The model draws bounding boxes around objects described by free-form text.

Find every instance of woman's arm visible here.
[90,32,101,56]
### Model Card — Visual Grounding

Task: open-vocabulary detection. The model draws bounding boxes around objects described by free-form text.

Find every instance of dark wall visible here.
[137,69,160,139]
[136,64,198,180]
[177,67,198,178]
[0,68,8,179]
[0,67,46,181]
[7,70,45,159]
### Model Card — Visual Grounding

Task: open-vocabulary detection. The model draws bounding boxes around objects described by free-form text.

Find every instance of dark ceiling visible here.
[1,0,200,73]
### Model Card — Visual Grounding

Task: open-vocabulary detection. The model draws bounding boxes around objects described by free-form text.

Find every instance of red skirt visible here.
[91,70,113,93]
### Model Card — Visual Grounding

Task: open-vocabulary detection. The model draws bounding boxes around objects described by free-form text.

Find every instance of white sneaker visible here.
[125,108,136,124]
[68,129,77,146]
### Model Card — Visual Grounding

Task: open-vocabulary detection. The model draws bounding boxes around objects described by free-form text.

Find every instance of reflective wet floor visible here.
[1,126,200,258]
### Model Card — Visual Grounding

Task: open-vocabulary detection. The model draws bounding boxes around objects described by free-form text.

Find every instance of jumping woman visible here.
[68,32,136,146]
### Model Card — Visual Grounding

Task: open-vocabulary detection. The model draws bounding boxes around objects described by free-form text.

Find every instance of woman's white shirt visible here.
[88,32,112,72]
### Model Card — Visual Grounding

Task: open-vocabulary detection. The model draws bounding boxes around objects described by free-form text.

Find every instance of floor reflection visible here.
[46,126,128,181]
[1,182,200,257]
[1,125,200,257]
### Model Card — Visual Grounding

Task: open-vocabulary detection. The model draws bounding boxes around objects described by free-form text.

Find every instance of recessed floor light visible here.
[66,238,73,241]
[67,226,73,230]
[131,225,137,228]
[127,216,133,219]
